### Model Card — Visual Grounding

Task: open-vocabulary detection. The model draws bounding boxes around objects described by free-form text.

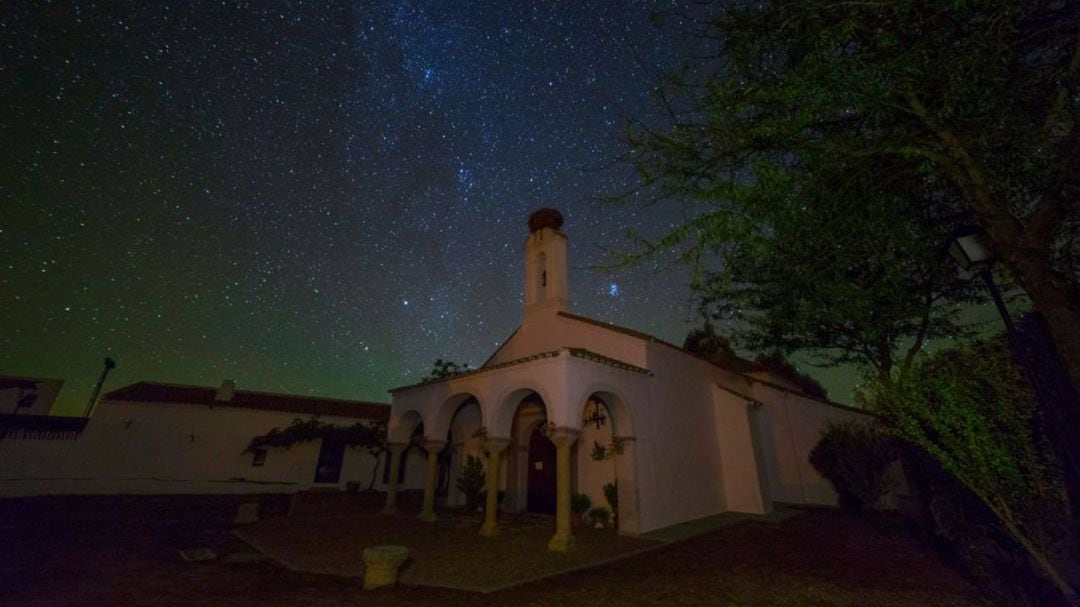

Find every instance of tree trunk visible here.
[368,450,383,491]
[999,244,1080,403]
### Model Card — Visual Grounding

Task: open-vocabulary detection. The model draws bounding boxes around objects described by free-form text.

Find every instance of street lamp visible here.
[947,225,1079,476]
[947,225,1016,336]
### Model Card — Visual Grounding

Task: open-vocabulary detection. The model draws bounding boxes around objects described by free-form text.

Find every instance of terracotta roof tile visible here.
[103,382,389,421]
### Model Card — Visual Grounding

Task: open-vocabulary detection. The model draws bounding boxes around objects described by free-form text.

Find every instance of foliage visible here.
[754,351,829,400]
[808,420,899,510]
[245,417,388,490]
[590,441,608,462]
[603,481,618,516]
[590,438,627,463]
[455,455,486,511]
[625,0,1080,387]
[571,492,592,515]
[901,444,1063,606]
[683,319,737,361]
[587,506,611,527]
[423,359,471,381]
[246,417,380,453]
[871,341,1073,602]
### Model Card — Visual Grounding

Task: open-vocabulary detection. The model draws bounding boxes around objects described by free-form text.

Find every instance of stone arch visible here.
[388,409,424,443]
[572,383,635,437]
[442,397,484,507]
[490,382,554,438]
[572,385,641,535]
[427,391,484,442]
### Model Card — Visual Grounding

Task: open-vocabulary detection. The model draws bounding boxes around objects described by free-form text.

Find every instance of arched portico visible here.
[572,388,642,536]
[417,394,484,522]
[382,410,423,514]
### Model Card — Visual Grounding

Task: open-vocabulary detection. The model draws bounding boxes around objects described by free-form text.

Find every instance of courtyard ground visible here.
[0,493,990,606]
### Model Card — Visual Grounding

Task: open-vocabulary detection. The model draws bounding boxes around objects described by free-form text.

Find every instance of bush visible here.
[809,419,899,510]
[455,455,485,511]
[587,506,611,528]
[872,341,1072,603]
[571,493,592,515]
[603,482,618,514]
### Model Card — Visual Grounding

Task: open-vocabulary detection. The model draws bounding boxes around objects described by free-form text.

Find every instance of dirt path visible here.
[0,495,990,606]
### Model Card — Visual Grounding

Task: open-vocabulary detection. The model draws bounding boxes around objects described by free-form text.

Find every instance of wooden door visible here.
[314,439,345,484]
[526,427,556,514]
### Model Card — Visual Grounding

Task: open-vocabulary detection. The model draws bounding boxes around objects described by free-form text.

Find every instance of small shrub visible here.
[590,441,608,461]
[455,455,485,511]
[603,481,618,514]
[588,506,612,528]
[571,493,592,515]
[808,419,898,510]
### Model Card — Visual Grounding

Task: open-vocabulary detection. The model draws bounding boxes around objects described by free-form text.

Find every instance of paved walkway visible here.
[641,506,803,542]
[235,506,663,593]
[236,493,805,594]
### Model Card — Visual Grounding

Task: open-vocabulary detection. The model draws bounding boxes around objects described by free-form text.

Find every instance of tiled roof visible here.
[103,382,389,421]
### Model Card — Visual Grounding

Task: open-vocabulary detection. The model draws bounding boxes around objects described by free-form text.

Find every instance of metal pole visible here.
[981,270,1080,483]
[82,357,116,418]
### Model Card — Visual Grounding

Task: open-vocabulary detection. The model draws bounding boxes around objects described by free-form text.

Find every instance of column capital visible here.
[548,427,579,448]
[485,437,511,453]
[423,439,447,452]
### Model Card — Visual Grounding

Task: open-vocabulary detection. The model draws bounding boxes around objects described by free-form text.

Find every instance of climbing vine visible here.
[245,417,388,489]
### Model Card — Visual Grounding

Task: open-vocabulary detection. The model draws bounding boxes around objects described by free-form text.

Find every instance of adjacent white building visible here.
[383,209,871,547]
[0,380,392,497]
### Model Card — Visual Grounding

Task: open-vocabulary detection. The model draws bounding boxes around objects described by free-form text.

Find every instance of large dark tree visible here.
[625,0,1080,392]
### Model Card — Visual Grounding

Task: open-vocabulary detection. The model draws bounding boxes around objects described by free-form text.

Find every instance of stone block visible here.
[362,545,410,590]
[233,502,260,525]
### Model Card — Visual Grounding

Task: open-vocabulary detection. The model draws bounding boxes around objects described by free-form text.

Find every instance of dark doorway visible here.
[526,426,557,514]
[314,439,345,484]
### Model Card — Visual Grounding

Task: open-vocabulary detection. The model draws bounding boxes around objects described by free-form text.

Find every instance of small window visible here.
[252,449,267,467]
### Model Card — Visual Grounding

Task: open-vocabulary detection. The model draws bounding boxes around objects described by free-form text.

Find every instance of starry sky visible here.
[2,1,861,416]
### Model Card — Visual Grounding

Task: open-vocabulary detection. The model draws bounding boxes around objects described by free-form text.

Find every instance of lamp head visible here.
[948,225,995,271]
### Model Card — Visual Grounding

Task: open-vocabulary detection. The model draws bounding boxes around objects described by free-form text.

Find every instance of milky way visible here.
[2,1,727,413]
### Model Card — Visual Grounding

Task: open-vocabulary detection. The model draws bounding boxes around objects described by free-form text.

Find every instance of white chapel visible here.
[382,209,870,551]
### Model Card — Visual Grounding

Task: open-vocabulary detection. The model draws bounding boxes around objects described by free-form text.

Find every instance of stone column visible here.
[447,442,466,507]
[382,442,408,514]
[547,428,580,552]
[508,445,529,512]
[613,436,641,536]
[419,440,446,522]
[479,438,510,537]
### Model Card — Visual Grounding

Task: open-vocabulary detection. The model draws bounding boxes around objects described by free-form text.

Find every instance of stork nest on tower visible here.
[527,208,564,233]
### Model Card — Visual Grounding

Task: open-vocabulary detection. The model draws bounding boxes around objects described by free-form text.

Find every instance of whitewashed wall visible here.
[0,399,386,497]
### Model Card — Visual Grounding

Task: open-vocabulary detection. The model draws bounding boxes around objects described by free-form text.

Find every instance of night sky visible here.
[2,1,859,415]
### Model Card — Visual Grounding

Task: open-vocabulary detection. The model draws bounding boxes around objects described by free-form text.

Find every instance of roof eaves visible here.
[389,350,562,394]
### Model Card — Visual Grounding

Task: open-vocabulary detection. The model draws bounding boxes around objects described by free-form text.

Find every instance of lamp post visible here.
[947,225,1016,335]
[948,225,1079,477]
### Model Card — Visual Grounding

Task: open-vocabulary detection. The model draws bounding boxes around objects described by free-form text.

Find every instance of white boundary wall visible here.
[0,399,388,497]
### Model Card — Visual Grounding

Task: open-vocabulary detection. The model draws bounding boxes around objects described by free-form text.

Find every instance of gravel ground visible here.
[0,493,991,606]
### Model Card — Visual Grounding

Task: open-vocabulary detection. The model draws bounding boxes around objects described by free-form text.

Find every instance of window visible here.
[538,252,547,298]
[251,448,267,467]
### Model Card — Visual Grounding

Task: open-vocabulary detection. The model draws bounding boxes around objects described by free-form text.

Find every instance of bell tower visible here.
[524,208,569,318]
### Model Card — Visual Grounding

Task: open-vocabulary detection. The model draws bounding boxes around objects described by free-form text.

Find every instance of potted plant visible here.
[587,506,611,529]
[455,455,486,512]
[603,481,618,528]
[571,493,592,528]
